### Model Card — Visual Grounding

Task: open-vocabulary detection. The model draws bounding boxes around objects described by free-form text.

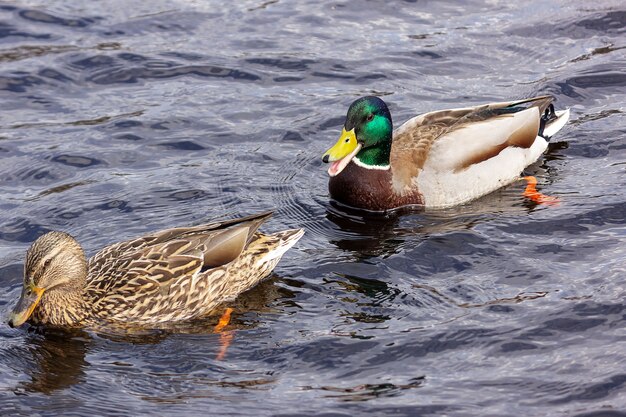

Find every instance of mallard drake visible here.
[8,211,303,328]
[322,96,569,211]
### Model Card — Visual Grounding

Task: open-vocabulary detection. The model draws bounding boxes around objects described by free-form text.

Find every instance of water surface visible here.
[1,1,625,415]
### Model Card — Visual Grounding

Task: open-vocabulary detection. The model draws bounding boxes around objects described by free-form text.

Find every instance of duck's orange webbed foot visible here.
[214,307,234,361]
[214,307,233,332]
[522,176,559,205]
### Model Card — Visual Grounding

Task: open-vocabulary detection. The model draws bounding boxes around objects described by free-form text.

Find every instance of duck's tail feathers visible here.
[260,229,305,264]
[208,228,304,306]
[540,107,570,140]
[496,95,569,141]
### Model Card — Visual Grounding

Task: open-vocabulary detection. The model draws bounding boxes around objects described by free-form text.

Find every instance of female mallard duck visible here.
[322,96,570,211]
[8,211,303,328]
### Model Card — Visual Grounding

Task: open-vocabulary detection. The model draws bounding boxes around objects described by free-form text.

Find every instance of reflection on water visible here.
[4,277,292,399]
[301,376,426,402]
[1,0,625,415]
[325,182,538,259]
[16,329,90,395]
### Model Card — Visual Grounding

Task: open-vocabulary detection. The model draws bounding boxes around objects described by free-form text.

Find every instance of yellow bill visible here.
[322,128,362,177]
[9,283,44,327]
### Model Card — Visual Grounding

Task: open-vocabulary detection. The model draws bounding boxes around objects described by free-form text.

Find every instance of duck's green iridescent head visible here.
[322,96,393,176]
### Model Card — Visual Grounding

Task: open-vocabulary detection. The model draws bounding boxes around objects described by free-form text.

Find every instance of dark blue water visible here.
[1,1,625,415]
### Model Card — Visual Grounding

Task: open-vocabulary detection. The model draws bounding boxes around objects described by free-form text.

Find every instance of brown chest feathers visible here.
[328,162,423,211]
[31,290,90,326]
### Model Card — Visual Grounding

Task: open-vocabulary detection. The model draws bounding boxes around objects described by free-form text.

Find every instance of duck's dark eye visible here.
[366,114,374,122]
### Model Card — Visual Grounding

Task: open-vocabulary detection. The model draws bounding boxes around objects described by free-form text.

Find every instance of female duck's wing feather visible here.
[86,226,304,325]
[390,96,553,189]
[84,211,277,323]
[89,211,273,269]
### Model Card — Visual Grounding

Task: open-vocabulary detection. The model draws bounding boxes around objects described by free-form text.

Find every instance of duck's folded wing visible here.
[89,211,273,268]
[87,220,262,321]
[391,96,552,182]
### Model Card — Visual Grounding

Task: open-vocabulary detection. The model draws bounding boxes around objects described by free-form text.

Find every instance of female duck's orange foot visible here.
[214,307,233,332]
[522,176,559,205]
[214,308,234,361]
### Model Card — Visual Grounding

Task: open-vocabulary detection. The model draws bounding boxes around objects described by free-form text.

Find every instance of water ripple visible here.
[0,0,625,415]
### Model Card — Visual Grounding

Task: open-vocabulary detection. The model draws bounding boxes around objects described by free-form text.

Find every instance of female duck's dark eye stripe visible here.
[44,258,52,267]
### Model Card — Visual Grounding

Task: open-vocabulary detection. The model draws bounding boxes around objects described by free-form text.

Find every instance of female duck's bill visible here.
[8,283,44,327]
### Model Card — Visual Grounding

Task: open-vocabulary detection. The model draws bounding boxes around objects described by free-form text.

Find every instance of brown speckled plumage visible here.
[13,211,303,329]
